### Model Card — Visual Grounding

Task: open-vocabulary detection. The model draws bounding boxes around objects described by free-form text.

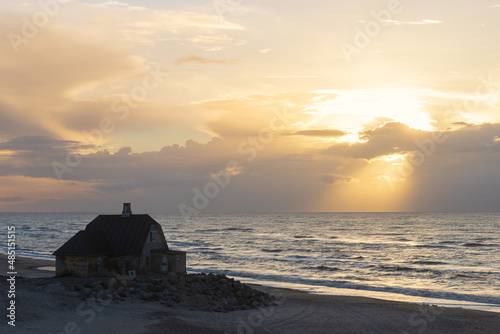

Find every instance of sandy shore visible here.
[1,255,499,333]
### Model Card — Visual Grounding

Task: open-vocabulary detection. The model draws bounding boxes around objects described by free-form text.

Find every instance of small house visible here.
[53,203,186,277]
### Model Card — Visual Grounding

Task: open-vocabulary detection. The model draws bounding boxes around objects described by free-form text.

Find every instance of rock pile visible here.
[67,273,278,312]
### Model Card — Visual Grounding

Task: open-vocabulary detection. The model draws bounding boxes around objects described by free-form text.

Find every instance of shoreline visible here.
[1,254,499,333]
[4,253,499,313]
[3,254,500,311]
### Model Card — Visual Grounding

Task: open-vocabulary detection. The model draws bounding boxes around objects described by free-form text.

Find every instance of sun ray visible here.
[302,87,433,143]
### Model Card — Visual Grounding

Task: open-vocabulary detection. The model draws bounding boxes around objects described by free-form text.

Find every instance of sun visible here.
[303,87,434,142]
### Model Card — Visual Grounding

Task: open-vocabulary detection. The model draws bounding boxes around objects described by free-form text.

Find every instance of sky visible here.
[0,0,499,213]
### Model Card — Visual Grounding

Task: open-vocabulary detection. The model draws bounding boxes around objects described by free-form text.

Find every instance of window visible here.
[150,230,157,242]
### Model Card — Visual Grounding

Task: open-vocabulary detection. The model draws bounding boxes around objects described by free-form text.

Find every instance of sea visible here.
[1,212,499,313]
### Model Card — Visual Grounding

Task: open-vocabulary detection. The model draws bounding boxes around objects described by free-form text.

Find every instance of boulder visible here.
[61,273,278,313]
[140,292,153,301]
[147,285,164,293]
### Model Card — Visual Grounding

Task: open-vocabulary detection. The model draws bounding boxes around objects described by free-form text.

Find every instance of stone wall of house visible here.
[56,256,97,277]
[104,255,140,274]
[151,250,186,274]
[140,225,169,273]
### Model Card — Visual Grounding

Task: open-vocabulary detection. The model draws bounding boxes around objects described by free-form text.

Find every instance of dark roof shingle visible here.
[53,214,168,256]
[53,230,109,256]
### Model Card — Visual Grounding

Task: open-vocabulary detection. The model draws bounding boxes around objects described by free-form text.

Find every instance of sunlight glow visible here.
[0,150,16,157]
[304,88,434,142]
[369,153,408,163]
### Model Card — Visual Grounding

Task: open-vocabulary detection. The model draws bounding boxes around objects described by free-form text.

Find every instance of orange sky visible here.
[1,0,499,213]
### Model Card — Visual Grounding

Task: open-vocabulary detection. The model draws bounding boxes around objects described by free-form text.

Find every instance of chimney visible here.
[122,203,132,217]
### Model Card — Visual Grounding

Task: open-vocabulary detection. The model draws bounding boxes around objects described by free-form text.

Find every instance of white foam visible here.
[38,266,55,271]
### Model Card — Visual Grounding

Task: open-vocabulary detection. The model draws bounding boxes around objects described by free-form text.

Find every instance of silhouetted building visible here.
[53,203,186,277]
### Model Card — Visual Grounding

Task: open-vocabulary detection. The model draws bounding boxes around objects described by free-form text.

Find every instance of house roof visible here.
[53,230,110,256]
[53,214,168,256]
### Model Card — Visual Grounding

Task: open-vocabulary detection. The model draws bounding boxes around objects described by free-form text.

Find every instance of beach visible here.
[2,0,500,329]
[1,255,499,334]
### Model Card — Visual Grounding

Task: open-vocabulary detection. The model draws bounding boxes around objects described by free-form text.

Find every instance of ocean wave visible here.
[378,265,448,275]
[380,265,415,272]
[193,247,224,252]
[261,249,284,253]
[308,265,340,272]
[415,244,448,249]
[194,227,254,233]
[15,227,64,233]
[194,228,222,232]
[411,261,447,265]
[224,227,254,232]
[463,243,499,247]
[451,273,475,279]
[292,248,313,253]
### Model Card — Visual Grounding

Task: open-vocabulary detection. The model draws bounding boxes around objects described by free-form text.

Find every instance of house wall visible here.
[56,256,104,277]
[104,256,140,275]
[140,225,169,273]
[151,250,187,274]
